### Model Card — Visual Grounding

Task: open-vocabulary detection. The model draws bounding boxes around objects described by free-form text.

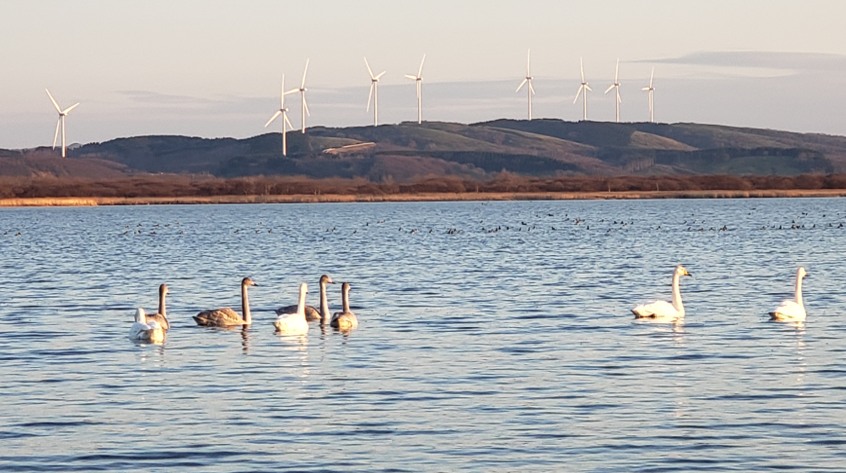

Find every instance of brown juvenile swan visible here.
[145,283,170,331]
[330,282,358,331]
[193,277,257,327]
[276,274,334,322]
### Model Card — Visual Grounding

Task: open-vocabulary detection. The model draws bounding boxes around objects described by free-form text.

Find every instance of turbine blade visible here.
[284,114,294,129]
[52,119,61,149]
[573,87,583,104]
[516,79,527,93]
[580,58,585,82]
[526,49,531,75]
[264,110,282,128]
[529,81,536,95]
[375,71,386,80]
[617,89,622,103]
[367,83,374,111]
[650,67,655,87]
[279,74,286,108]
[301,58,310,88]
[303,96,311,116]
[642,86,650,91]
[63,103,80,114]
[585,84,592,92]
[364,57,375,79]
[418,54,426,77]
[405,74,418,80]
[615,58,620,81]
[45,89,62,113]
[604,84,614,94]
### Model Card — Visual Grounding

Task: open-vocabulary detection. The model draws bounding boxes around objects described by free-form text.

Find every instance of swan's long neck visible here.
[342,286,351,313]
[319,281,331,325]
[242,283,251,324]
[158,289,167,318]
[795,273,804,307]
[671,272,684,312]
[297,287,307,319]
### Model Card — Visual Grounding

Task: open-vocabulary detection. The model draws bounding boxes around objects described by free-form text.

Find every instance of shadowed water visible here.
[1,198,845,471]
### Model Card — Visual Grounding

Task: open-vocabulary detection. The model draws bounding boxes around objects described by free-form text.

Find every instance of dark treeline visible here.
[2,173,846,199]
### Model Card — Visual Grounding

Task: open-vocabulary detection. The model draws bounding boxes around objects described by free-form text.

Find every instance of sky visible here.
[2,0,846,149]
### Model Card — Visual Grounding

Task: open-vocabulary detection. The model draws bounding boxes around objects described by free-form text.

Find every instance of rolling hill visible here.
[1,120,843,180]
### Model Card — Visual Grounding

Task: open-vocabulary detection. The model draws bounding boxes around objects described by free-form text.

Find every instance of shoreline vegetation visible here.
[2,173,846,207]
[3,189,846,207]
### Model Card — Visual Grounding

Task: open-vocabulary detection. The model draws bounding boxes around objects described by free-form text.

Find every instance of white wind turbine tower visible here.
[264,74,297,157]
[405,54,426,124]
[515,49,535,120]
[642,67,655,123]
[45,89,79,158]
[574,58,591,121]
[297,59,310,133]
[604,59,622,123]
[365,57,386,127]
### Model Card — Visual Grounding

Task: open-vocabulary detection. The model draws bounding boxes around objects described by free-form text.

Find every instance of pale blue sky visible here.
[2,0,845,148]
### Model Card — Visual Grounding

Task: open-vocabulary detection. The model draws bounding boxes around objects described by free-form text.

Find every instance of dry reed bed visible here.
[3,189,846,207]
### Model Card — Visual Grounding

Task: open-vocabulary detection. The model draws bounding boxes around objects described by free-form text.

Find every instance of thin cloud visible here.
[645,51,846,73]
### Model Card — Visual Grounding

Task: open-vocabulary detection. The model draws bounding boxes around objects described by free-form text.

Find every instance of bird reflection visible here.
[241,326,251,354]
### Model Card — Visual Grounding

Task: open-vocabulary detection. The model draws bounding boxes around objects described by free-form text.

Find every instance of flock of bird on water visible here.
[128,275,357,344]
[128,263,810,344]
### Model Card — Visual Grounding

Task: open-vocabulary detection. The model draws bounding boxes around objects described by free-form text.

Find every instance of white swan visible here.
[631,265,692,322]
[274,282,309,335]
[145,283,170,331]
[769,266,808,322]
[193,277,257,327]
[331,282,358,331]
[128,308,165,344]
[276,274,334,322]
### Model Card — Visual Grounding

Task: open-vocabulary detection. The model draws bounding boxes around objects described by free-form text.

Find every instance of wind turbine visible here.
[364,57,386,127]
[405,54,426,124]
[642,67,655,123]
[573,58,591,121]
[515,49,535,120]
[297,58,310,133]
[45,89,79,158]
[264,74,297,157]
[604,58,622,123]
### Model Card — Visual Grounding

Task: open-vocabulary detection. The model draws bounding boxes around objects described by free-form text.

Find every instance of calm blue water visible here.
[1,198,845,472]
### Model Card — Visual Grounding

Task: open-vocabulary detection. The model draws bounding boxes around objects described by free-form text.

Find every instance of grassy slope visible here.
[2,120,845,179]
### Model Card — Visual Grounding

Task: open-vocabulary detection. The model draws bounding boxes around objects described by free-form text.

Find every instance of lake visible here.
[1,198,845,472]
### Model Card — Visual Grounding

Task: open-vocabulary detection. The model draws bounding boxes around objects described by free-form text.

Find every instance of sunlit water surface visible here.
[1,198,846,471]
